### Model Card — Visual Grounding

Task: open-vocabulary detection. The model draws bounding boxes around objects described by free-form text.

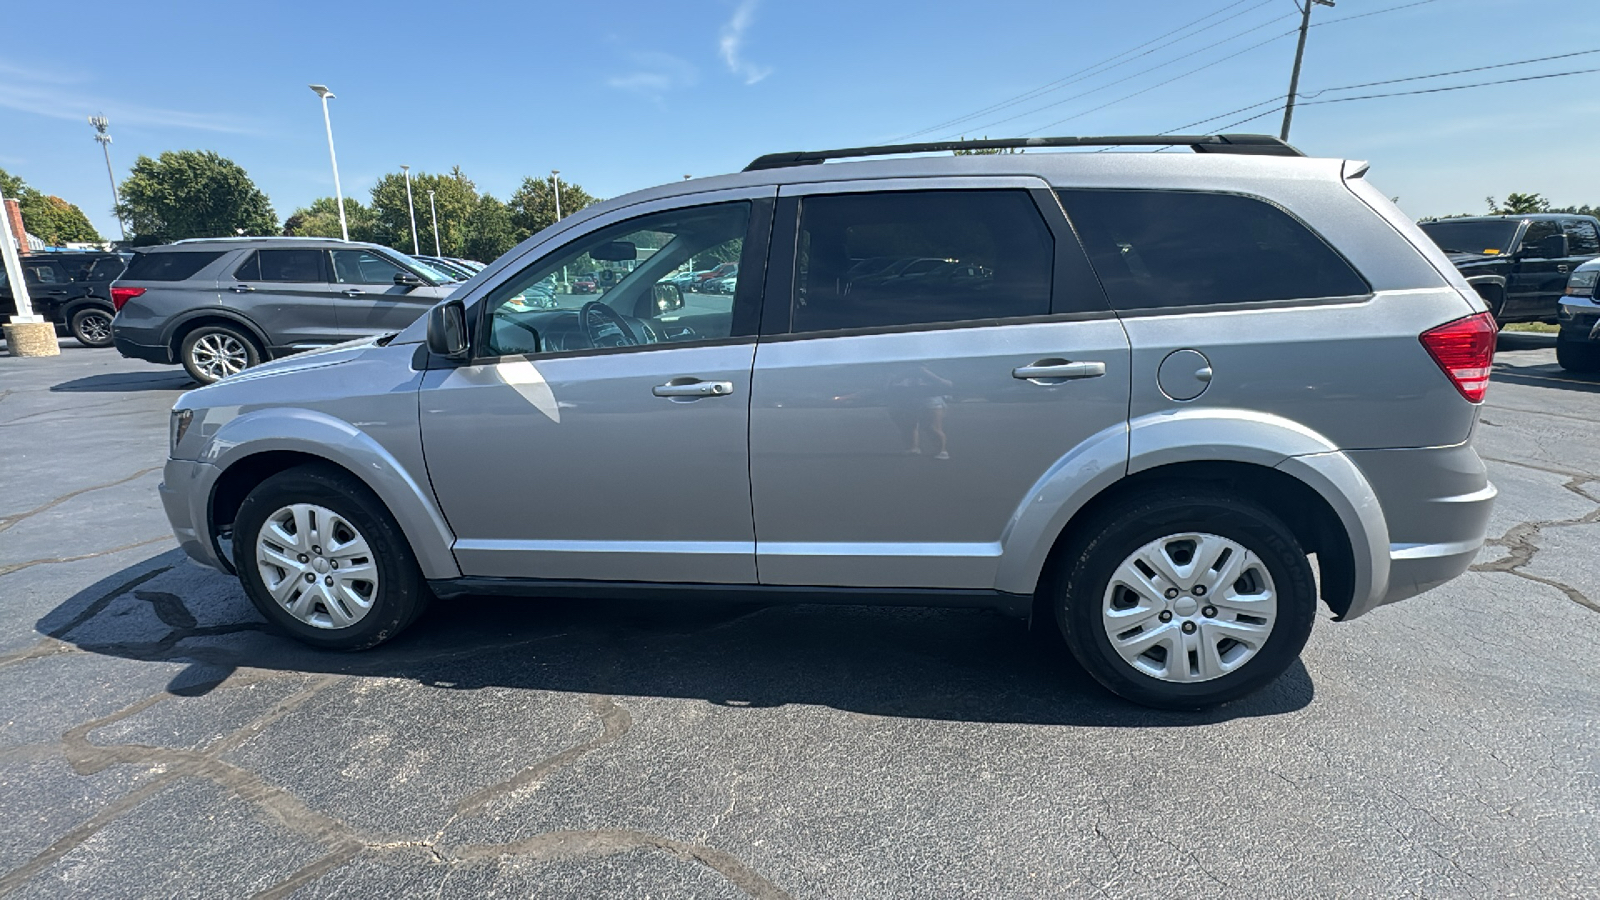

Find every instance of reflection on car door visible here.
[327,249,442,338]
[230,249,343,351]
[748,182,1132,590]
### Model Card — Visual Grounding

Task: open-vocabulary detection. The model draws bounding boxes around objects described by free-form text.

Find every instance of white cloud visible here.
[719,0,772,85]
[607,52,699,99]
[0,79,258,135]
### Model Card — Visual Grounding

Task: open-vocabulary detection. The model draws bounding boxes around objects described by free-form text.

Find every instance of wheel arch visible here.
[165,310,270,358]
[203,412,460,580]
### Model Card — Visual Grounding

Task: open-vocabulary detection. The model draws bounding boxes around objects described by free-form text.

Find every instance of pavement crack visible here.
[1470,478,1600,615]
[0,466,161,534]
[0,535,174,579]
[450,694,633,821]
[0,637,77,670]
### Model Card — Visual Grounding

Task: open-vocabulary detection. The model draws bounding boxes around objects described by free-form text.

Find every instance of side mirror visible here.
[652,282,685,313]
[1523,233,1571,259]
[395,272,424,288]
[426,299,469,359]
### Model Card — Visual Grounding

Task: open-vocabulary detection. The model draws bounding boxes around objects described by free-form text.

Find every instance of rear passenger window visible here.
[1058,190,1368,309]
[329,249,406,284]
[255,249,323,282]
[1563,220,1599,256]
[121,251,226,282]
[792,190,1053,333]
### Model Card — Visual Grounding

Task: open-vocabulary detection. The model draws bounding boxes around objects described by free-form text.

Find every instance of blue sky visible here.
[4,0,1599,241]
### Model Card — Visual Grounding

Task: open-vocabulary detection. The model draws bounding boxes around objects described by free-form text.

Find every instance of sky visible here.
[3,0,1599,241]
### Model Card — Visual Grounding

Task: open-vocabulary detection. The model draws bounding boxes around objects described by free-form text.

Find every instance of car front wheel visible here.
[180,324,260,384]
[234,465,430,650]
[69,306,115,348]
[1052,489,1317,710]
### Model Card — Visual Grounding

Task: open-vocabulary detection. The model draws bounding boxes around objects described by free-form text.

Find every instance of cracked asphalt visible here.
[0,335,1596,899]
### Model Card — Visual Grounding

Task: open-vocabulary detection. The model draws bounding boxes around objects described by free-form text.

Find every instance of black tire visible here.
[1051,489,1317,710]
[234,465,430,650]
[68,306,115,348]
[1556,338,1600,373]
[180,324,261,384]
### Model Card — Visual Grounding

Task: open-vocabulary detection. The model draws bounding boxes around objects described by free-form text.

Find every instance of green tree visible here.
[1486,193,1549,215]
[114,150,276,244]
[509,175,597,240]
[462,195,518,262]
[283,196,378,242]
[369,166,479,257]
[0,167,103,246]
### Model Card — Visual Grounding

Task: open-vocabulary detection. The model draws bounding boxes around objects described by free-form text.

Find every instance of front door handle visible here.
[230,284,254,293]
[653,380,735,398]
[342,288,365,297]
[1557,264,1570,273]
[1013,360,1106,381]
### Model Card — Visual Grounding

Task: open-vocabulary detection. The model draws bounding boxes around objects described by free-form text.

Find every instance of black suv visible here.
[0,251,128,347]
[1417,214,1600,324]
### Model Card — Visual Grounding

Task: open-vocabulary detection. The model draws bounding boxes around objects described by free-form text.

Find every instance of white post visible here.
[551,170,562,221]
[402,165,419,255]
[428,190,440,256]
[0,187,37,321]
[308,86,347,241]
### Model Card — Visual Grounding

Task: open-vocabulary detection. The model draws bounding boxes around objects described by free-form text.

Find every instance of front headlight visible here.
[170,409,194,453]
[1565,269,1598,297]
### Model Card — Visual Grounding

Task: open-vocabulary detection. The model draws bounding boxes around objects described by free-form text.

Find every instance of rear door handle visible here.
[1012,360,1106,381]
[1557,265,1570,273]
[653,380,735,398]
[230,284,254,293]
[342,288,365,297]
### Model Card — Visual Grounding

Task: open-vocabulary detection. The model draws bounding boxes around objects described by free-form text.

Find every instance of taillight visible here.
[1420,312,1497,403]
[110,286,145,311]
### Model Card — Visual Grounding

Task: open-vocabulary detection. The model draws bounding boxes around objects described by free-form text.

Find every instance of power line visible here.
[1302,48,1600,97]
[888,0,1279,142]
[1299,66,1600,106]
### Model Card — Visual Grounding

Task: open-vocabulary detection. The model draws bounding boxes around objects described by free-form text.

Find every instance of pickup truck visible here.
[0,251,128,347]
[1417,214,1600,324]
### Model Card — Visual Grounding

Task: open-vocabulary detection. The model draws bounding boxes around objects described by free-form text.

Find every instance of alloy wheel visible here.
[77,313,112,344]
[191,333,250,380]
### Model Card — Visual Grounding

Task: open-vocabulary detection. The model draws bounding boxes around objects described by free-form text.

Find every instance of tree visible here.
[508,175,597,240]
[114,151,276,244]
[0,167,103,246]
[1486,193,1549,215]
[283,196,378,242]
[369,166,479,257]
[462,195,518,262]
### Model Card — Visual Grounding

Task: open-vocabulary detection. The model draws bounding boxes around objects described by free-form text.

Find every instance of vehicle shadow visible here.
[1495,331,1557,351]
[38,549,1314,727]
[50,371,195,393]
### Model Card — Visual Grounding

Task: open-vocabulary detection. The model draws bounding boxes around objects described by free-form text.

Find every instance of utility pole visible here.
[88,116,127,241]
[1280,0,1335,142]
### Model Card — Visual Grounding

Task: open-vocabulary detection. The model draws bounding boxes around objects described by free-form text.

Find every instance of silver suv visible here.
[158,135,1498,708]
[111,237,460,384]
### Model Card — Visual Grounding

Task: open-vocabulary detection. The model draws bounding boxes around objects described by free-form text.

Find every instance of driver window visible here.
[484,201,749,357]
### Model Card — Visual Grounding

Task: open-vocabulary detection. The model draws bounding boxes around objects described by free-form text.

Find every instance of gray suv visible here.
[157,135,1498,709]
[111,237,460,383]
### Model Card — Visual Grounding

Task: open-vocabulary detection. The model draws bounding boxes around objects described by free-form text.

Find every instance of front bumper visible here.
[160,457,229,572]
[1557,295,1599,341]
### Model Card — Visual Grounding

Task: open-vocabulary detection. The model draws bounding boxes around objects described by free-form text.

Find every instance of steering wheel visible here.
[579,300,641,348]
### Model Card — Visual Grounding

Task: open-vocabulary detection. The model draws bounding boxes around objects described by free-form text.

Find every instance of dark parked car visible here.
[1417,214,1600,324]
[110,237,456,384]
[1557,258,1600,372]
[0,251,127,346]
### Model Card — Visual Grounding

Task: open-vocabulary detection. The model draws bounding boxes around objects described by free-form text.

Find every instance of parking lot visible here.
[0,335,1595,898]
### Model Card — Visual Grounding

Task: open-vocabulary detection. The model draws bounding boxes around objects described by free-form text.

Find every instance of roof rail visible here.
[168,235,350,244]
[743,133,1302,172]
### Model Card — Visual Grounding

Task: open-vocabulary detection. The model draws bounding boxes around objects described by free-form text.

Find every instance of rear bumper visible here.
[113,332,173,365]
[160,457,229,572]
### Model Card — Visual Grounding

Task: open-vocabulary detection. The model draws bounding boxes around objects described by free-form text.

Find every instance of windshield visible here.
[401,255,460,284]
[1418,220,1520,255]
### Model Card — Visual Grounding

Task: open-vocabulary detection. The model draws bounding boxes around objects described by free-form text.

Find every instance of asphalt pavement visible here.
[0,335,1595,898]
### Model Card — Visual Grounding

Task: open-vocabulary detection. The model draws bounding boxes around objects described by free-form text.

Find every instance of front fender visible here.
[202,408,461,579]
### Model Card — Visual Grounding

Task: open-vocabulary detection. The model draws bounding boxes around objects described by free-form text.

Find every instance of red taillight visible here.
[1420,312,1497,403]
[110,286,145,311]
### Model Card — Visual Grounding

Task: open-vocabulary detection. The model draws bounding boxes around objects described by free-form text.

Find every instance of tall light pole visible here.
[551,169,562,222]
[401,165,419,254]
[1280,0,1336,141]
[307,85,348,241]
[87,116,126,242]
[427,189,440,256]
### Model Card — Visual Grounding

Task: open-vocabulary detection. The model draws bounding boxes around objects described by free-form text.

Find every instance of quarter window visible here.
[121,251,225,282]
[1562,220,1599,256]
[1059,190,1368,309]
[792,190,1053,333]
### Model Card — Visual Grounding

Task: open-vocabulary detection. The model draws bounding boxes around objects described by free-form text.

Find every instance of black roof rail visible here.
[743,133,1303,171]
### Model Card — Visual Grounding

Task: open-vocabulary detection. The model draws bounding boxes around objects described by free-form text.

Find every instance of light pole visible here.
[401,165,419,255]
[307,85,348,241]
[551,169,562,222]
[87,116,127,241]
[1280,0,1336,141]
[427,189,440,256]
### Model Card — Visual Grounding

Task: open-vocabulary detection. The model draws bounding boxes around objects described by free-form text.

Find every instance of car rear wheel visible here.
[1052,489,1317,710]
[234,465,429,650]
[1556,338,1600,373]
[180,324,260,384]
[69,307,115,348]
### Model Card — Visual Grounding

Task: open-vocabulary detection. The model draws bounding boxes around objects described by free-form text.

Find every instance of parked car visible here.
[416,255,477,280]
[111,237,457,384]
[1417,214,1600,324]
[704,274,738,294]
[694,262,737,288]
[446,257,486,272]
[158,134,1496,710]
[571,276,598,294]
[1556,258,1600,372]
[0,251,127,347]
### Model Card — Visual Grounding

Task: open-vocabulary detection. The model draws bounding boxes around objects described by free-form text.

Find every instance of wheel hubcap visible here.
[79,314,111,342]
[255,503,379,630]
[191,334,249,379]
[1100,532,1277,683]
